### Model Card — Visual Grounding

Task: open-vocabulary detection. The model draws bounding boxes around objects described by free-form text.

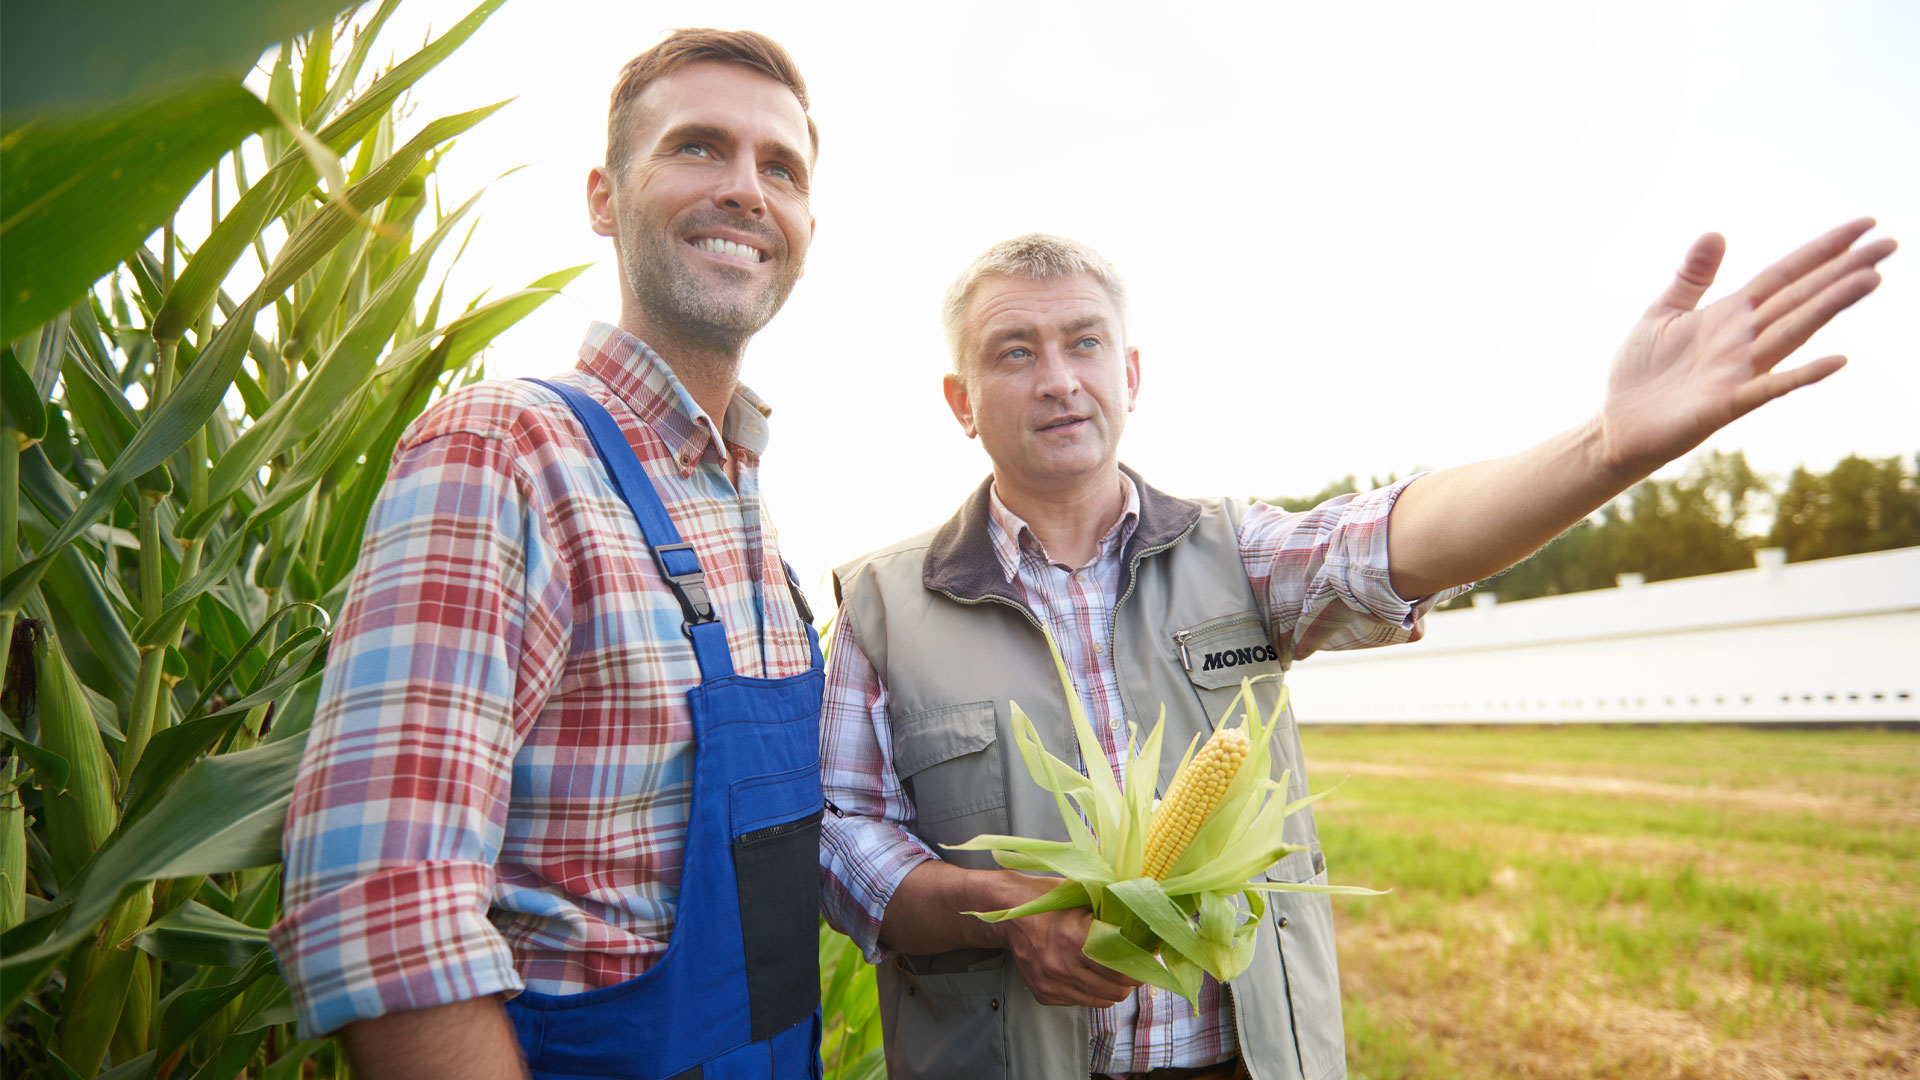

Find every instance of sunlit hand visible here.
[1597,218,1895,477]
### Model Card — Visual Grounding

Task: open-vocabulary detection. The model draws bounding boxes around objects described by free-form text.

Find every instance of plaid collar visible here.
[576,321,773,469]
[985,475,1143,583]
[922,464,1202,605]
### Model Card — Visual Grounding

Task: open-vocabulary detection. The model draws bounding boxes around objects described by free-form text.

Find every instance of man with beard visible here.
[272,30,825,1080]
[820,226,1893,1080]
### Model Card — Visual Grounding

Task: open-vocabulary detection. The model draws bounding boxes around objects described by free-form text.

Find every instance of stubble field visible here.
[1302,724,1920,1079]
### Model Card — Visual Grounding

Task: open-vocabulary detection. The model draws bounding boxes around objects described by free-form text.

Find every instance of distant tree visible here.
[1770,453,1920,561]
[1259,449,1920,608]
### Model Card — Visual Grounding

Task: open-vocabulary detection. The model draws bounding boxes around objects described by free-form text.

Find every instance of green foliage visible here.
[819,923,884,1080]
[1770,453,1920,563]
[0,3,573,1074]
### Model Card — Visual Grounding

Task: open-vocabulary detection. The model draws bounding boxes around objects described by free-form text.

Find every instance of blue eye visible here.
[1077,337,1100,349]
[679,143,711,157]
[767,163,795,181]
[1005,347,1032,362]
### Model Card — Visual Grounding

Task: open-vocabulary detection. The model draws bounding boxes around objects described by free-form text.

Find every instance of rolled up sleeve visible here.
[270,430,567,1036]
[1240,477,1467,660]
[817,607,938,964]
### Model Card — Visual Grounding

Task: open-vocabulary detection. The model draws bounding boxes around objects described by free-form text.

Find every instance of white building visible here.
[1283,546,1920,724]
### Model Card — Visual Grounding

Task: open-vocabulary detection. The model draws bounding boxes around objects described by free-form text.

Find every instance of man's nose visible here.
[712,158,766,218]
[1034,347,1080,399]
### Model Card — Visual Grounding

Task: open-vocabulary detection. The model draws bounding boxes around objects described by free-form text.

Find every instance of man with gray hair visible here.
[819,223,1892,1079]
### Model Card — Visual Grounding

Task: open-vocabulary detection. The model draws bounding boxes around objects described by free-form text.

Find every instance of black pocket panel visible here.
[732,809,824,1041]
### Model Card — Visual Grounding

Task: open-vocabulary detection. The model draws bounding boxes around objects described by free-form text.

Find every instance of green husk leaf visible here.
[1105,877,1211,975]
[962,879,1090,923]
[1083,918,1186,997]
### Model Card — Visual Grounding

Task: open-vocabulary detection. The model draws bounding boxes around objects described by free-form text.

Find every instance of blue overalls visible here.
[505,379,824,1080]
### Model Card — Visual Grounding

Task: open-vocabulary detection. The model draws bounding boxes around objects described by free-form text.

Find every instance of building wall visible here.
[1282,546,1920,724]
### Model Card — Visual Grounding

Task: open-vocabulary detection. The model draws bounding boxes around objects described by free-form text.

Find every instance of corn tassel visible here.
[1142,726,1249,880]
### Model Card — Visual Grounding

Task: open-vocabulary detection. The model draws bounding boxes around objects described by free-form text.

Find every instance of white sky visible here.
[346,0,1915,606]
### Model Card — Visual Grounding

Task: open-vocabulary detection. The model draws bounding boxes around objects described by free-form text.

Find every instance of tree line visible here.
[1261,450,1920,605]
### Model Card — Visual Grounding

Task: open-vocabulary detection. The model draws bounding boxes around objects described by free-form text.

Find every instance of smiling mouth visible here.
[1038,416,1086,432]
[689,236,769,263]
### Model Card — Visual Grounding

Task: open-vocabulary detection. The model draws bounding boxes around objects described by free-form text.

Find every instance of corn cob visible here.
[1142,726,1249,879]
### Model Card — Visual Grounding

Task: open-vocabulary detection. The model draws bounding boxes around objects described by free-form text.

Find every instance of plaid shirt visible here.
[271,323,816,1038]
[819,474,1454,1076]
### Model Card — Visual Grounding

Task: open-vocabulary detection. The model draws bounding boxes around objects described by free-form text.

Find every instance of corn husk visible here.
[949,630,1383,1008]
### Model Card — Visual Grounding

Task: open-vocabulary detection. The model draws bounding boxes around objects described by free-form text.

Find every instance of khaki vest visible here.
[833,468,1347,1080]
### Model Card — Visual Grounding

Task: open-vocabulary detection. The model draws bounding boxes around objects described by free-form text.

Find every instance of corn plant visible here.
[0,2,583,1075]
[953,633,1385,1009]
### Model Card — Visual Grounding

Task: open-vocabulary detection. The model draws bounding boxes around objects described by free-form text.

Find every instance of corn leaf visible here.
[0,83,275,340]
[130,901,269,969]
[2,287,267,611]
[1083,918,1186,997]
[1106,877,1212,975]
[0,0,352,119]
[961,879,1090,923]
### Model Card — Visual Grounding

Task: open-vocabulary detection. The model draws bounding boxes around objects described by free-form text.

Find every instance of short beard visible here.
[618,217,802,356]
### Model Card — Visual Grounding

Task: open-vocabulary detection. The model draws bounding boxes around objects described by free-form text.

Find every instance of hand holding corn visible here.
[949,631,1382,1009]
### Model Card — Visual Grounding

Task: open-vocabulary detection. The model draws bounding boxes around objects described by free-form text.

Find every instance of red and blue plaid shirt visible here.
[271,323,817,1038]
[819,474,1457,1076]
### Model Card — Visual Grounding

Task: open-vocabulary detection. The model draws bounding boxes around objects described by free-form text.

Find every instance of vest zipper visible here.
[1172,628,1194,672]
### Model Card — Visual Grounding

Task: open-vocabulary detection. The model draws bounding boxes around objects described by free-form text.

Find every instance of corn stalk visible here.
[0,2,581,1074]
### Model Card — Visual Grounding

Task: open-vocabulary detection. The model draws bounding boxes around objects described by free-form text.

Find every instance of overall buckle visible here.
[652,542,716,627]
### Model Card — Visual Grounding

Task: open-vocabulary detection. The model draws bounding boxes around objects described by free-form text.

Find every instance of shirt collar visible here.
[984,474,1143,583]
[575,321,774,468]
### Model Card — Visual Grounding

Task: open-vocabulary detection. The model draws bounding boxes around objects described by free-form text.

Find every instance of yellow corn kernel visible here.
[1142,726,1248,879]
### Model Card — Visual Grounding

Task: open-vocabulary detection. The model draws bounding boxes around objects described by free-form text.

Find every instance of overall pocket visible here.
[732,808,824,1040]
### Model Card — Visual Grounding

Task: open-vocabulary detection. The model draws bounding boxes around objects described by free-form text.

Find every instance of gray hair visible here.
[940,233,1130,372]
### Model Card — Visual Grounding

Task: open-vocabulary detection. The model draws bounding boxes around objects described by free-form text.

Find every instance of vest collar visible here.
[923,464,1205,603]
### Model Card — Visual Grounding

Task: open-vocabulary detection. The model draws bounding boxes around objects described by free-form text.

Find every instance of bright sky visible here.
[350,0,1916,606]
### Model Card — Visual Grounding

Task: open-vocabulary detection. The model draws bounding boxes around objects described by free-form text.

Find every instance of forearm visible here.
[1386,415,1646,598]
[340,995,527,1080]
[877,861,1048,956]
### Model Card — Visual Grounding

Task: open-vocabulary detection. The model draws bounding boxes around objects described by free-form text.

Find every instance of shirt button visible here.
[1093,642,1105,655]
[679,452,692,464]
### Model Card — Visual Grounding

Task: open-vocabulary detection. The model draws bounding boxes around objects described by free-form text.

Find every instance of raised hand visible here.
[1597,218,1895,477]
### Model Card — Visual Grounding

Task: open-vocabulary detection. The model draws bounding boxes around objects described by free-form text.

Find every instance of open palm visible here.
[1599,219,1896,476]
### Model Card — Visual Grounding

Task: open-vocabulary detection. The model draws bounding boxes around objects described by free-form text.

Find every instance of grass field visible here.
[1301,724,1920,1079]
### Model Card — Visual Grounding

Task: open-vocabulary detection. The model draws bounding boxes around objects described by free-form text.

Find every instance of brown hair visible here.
[605,28,818,172]
[942,234,1130,373]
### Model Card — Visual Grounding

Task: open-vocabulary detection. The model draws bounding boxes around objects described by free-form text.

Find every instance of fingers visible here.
[1647,232,1727,314]
[1732,354,1848,417]
[1738,217,1879,307]
[1752,236,1897,334]
[1751,266,1885,369]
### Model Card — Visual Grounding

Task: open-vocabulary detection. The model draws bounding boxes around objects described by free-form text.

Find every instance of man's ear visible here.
[1125,345,1141,412]
[587,165,617,237]
[942,372,978,438]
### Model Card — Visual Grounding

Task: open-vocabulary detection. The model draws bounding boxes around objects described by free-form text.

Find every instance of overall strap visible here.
[781,559,825,670]
[524,378,735,680]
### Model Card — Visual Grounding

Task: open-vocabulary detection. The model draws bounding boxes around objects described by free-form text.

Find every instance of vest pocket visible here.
[733,809,824,1041]
[1171,612,1284,692]
[892,701,1008,826]
[883,961,1008,1077]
